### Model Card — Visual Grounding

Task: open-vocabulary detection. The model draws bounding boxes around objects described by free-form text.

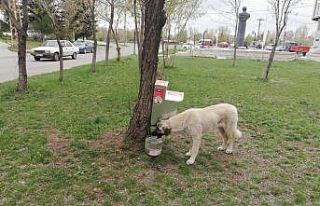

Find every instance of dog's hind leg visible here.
[217,127,228,151]
[225,126,241,154]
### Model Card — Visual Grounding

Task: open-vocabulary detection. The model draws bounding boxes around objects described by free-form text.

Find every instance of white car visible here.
[31,40,79,61]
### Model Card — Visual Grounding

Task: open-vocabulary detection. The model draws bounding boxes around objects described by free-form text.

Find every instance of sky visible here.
[187,0,319,36]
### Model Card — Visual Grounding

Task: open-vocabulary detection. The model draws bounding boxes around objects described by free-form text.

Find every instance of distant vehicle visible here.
[199,39,213,47]
[276,41,298,51]
[276,45,287,51]
[265,44,274,50]
[182,42,194,49]
[283,41,298,51]
[289,45,310,56]
[218,42,229,48]
[250,41,262,49]
[31,40,79,61]
[73,40,94,54]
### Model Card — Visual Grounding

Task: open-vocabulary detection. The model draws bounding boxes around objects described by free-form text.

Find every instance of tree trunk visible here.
[126,0,166,144]
[161,36,166,68]
[17,31,28,92]
[133,0,140,61]
[91,0,97,73]
[233,20,238,67]
[56,38,64,82]
[166,16,171,58]
[111,27,121,61]
[105,0,114,64]
[263,42,277,81]
[138,0,145,69]
[133,27,136,55]
[16,0,29,92]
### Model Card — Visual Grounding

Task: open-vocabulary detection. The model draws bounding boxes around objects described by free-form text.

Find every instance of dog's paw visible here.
[186,158,195,165]
[217,146,225,151]
[185,151,191,156]
[225,149,233,154]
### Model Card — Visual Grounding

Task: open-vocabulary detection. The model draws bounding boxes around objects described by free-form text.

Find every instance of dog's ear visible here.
[164,128,171,136]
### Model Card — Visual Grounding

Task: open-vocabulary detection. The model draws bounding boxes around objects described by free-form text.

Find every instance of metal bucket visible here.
[145,136,163,157]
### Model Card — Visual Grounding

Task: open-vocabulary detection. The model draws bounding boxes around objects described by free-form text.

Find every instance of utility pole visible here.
[257,18,264,41]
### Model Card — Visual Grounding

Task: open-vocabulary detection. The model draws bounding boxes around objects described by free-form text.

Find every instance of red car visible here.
[289,45,310,56]
[199,39,213,47]
[218,42,229,48]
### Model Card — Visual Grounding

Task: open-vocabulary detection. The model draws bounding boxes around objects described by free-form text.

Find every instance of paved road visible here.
[181,47,303,61]
[0,42,134,83]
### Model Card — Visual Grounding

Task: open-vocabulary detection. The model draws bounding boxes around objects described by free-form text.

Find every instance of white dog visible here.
[154,103,242,165]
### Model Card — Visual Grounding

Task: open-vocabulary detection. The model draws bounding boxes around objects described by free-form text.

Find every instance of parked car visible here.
[250,41,263,49]
[199,39,213,47]
[264,44,274,50]
[182,42,194,50]
[289,45,310,56]
[31,40,79,61]
[218,42,229,48]
[73,40,94,54]
[276,45,287,51]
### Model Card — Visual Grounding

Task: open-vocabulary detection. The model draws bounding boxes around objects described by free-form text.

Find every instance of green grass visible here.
[0,56,320,205]
[0,36,42,51]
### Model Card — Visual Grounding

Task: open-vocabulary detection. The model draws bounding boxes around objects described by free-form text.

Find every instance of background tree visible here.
[294,25,310,45]
[126,0,166,145]
[29,1,54,42]
[1,0,29,92]
[162,0,203,67]
[0,8,11,36]
[90,0,97,72]
[218,26,231,42]
[263,0,300,81]
[224,0,242,67]
[37,0,67,81]
[245,33,254,46]
[172,0,203,42]
[73,0,94,40]
[101,0,114,64]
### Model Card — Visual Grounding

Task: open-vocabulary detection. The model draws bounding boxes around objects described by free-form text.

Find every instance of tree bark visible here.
[133,0,140,61]
[166,16,171,58]
[56,37,64,82]
[126,0,166,144]
[16,0,29,92]
[161,36,166,68]
[91,0,97,72]
[111,27,121,61]
[2,0,29,92]
[263,37,279,81]
[233,19,238,67]
[105,0,114,64]
[138,0,145,69]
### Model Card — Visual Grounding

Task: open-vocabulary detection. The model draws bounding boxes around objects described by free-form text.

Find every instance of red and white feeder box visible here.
[165,90,184,102]
[151,80,184,125]
[153,80,169,104]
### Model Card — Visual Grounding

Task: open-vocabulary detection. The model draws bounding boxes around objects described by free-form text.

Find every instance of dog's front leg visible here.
[186,135,201,165]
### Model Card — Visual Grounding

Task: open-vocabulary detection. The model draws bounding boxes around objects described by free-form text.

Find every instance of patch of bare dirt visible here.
[47,128,70,154]
[90,129,125,151]
[135,168,155,185]
[46,128,73,167]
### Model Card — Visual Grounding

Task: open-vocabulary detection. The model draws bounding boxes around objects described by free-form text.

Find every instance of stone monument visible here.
[237,7,250,47]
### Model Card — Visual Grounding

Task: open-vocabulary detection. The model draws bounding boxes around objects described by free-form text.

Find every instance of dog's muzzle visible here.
[151,128,165,139]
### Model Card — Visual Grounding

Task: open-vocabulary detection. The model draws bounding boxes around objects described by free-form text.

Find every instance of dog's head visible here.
[152,120,172,138]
